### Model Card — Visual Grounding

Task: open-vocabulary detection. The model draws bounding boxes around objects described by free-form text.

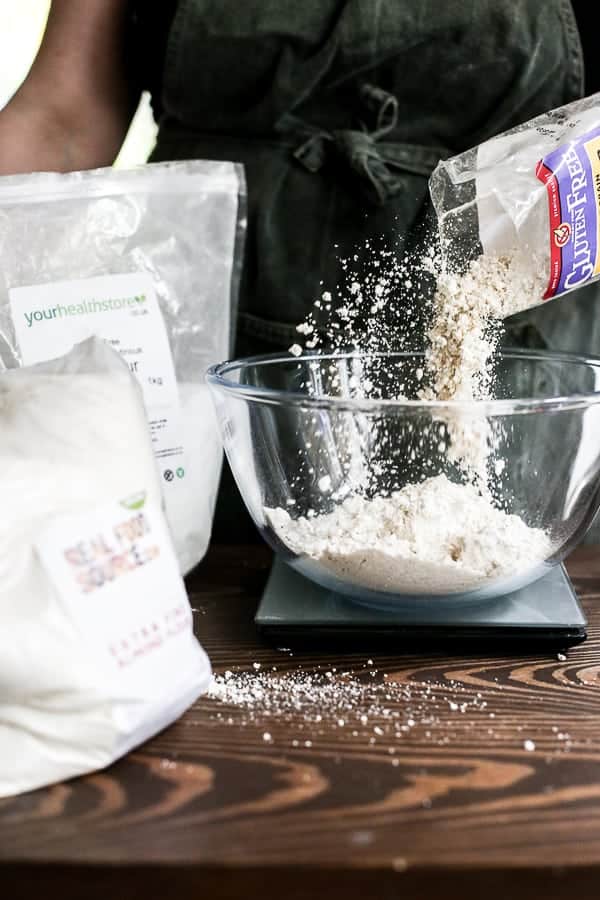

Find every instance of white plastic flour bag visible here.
[0,338,211,798]
[430,92,600,308]
[0,160,246,574]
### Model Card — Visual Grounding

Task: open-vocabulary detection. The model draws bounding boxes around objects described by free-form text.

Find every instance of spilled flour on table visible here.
[201,660,581,768]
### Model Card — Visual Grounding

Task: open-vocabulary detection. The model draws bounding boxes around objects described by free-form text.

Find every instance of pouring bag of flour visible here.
[0,160,246,574]
[430,92,600,308]
[0,338,211,798]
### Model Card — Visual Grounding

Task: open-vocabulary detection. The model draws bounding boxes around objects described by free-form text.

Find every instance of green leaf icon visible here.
[120,491,147,511]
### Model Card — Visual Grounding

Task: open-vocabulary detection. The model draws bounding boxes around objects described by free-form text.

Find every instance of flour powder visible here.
[267,474,552,594]
[277,239,555,594]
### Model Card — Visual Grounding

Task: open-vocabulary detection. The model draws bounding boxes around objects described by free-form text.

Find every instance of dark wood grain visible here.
[3,544,600,900]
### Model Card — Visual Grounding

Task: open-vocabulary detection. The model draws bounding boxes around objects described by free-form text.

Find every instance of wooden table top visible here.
[3,544,600,900]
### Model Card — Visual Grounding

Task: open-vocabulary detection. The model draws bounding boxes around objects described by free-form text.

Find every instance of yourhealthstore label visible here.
[9,273,185,478]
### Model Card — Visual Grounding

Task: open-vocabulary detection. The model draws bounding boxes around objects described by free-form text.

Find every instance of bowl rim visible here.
[206,348,600,416]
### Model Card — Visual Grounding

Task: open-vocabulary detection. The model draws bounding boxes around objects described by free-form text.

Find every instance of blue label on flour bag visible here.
[536,125,600,298]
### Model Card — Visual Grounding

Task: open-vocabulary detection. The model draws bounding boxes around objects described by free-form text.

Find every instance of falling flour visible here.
[267,474,552,594]
[278,246,553,595]
[422,251,548,402]
[417,251,548,488]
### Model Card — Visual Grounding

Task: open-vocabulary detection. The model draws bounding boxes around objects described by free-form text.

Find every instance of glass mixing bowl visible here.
[207,350,600,606]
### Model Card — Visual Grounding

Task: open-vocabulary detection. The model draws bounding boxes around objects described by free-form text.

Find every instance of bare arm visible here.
[0,0,138,174]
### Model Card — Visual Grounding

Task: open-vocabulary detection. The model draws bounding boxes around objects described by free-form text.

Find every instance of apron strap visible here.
[279,83,447,206]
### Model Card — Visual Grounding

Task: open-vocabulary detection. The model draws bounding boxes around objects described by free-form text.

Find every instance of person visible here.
[0,0,590,348]
[0,0,597,540]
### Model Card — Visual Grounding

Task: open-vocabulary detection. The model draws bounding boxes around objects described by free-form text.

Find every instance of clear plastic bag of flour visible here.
[0,338,211,798]
[430,92,600,308]
[0,160,246,574]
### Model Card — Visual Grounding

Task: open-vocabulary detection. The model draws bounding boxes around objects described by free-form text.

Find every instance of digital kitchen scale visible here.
[256,557,587,650]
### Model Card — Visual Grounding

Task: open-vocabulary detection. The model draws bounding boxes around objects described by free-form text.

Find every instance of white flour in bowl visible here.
[267,474,552,594]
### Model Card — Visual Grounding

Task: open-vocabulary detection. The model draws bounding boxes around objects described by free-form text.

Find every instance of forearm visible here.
[19,0,134,115]
[0,0,138,173]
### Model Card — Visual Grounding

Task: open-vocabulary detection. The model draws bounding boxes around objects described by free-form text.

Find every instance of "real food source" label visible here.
[536,125,600,298]
[36,492,191,686]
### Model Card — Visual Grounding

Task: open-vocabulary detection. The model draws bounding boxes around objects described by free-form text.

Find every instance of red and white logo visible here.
[553,222,571,247]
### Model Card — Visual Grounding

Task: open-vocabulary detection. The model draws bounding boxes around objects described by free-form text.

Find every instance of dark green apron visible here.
[144,0,588,544]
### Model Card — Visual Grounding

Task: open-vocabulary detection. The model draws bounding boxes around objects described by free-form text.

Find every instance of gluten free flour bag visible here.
[0,160,246,574]
[0,338,211,798]
[430,92,600,307]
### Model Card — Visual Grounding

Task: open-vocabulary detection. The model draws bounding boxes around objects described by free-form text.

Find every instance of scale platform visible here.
[256,558,587,650]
